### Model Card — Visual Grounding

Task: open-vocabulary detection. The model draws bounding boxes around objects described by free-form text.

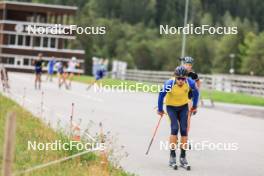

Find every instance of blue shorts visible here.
[35,67,42,74]
[166,104,189,136]
[58,68,64,74]
[95,70,104,80]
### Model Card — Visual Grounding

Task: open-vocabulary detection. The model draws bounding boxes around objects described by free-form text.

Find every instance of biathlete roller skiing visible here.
[46,56,56,82]
[181,56,201,134]
[67,57,80,89]
[157,65,199,170]
[55,61,69,89]
[33,53,43,90]
[86,59,108,90]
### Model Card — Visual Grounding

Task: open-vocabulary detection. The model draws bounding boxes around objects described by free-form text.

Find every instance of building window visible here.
[9,57,15,64]
[34,37,41,47]
[18,35,23,45]
[43,37,49,47]
[26,16,34,22]
[64,39,68,49]
[50,38,56,48]
[8,35,16,45]
[23,58,30,66]
[25,36,31,46]
[17,60,21,65]
[1,57,15,64]
[36,15,40,22]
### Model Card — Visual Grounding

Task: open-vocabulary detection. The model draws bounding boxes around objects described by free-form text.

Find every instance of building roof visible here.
[0,1,78,14]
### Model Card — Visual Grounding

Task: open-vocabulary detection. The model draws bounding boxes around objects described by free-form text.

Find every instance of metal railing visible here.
[123,69,264,97]
[3,64,84,73]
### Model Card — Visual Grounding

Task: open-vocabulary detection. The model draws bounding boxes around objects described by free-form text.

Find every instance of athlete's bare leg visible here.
[170,135,178,151]
[68,73,74,88]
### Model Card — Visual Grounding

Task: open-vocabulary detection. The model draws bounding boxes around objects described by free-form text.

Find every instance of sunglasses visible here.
[176,77,186,81]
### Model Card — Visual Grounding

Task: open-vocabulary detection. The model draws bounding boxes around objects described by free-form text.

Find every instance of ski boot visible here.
[180,157,191,170]
[169,156,178,170]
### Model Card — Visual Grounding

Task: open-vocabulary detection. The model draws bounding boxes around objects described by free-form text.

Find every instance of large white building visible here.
[0,1,85,73]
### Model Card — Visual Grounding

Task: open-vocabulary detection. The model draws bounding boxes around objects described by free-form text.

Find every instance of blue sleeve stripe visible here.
[158,80,173,112]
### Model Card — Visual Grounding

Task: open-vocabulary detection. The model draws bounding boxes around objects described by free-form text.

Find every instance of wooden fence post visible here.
[2,112,16,176]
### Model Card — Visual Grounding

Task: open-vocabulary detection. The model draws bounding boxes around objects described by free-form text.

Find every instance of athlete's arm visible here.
[5,69,8,80]
[192,72,201,89]
[196,79,201,89]
[187,78,199,108]
[158,79,174,112]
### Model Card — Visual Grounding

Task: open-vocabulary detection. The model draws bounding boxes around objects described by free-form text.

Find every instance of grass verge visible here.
[0,93,134,176]
[201,90,264,107]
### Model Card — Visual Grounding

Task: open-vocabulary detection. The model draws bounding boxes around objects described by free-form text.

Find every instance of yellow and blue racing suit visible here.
[158,78,199,136]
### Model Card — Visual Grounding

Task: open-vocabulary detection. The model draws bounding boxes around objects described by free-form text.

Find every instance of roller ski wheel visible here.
[180,157,191,171]
[170,164,178,170]
[180,164,191,170]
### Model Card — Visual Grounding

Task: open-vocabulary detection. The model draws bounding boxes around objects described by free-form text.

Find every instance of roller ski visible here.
[86,80,97,90]
[169,156,178,170]
[86,83,94,90]
[180,157,191,171]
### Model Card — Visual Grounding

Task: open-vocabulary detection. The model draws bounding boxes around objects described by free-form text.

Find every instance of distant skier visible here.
[87,58,107,90]
[96,59,108,81]
[33,53,43,90]
[55,61,68,89]
[157,66,199,169]
[67,57,79,89]
[46,56,56,82]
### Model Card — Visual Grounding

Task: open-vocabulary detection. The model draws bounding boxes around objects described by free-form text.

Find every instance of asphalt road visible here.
[1,73,264,176]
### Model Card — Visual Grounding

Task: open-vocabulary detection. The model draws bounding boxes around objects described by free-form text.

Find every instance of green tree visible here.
[213,35,240,73]
[241,32,264,76]
[187,36,215,73]
[131,41,155,70]
[153,36,182,71]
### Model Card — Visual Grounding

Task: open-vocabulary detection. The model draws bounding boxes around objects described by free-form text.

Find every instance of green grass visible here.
[0,93,134,176]
[201,90,264,107]
[74,75,264,107]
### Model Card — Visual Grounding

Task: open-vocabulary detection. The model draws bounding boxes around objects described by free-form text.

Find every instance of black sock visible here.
[180,148,186,158]
[170,149,176,157]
